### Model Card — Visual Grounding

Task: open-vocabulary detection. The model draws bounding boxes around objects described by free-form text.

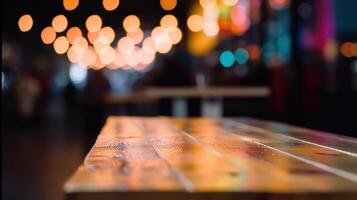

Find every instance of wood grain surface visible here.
[64,117,357,200]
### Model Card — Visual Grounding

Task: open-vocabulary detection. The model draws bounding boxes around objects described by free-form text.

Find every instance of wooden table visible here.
[64,117,357,200]
[105,87,270,118]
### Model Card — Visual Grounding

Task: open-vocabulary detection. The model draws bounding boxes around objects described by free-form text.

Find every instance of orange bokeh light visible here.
[123,15,140,33]
[340,42,354,58]
[18,14,33,32]
[168,27,182,44]
[160,0,177,11]
[160,14,178,28]
[86,15,102,33]
[87,31,99,44]
[66,27,82,44]
[199,0,217,9]
[63,0,79,11]
[41,26,57,44]
[53,36,70,54]
[187,15,204,32]
[52,15,68,33]
[127,28,144,44]
[117,37,135,55]
[98,26,115,45]
[102,0,120,11]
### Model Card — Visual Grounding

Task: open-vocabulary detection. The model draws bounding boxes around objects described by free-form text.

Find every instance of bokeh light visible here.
[269,0,290,10]
[168,27,182,44]
[52,15,68,33]
[123,15,140,33]
[63,0,79,11]
[160,0,177,11]
[223,0,238,6]
[160,14,178,28]
[98,26,115,45]
[86,15,102,32]
[151,26,172,54]
[53,36,70,54]
[219,51,235,68]
[187,15,204,32]
[199,0,217,9]
[98,46,116,65]
[66,27,82,44]
[102,0,120,11]
[127,28,144,44]
[341,42,354,58]
[87,31,99,44]
[142,37,157,55]
[69,63,87,85]
[247,44,261,61]
[117,36,135,55]
[41,26,57,44]
[18,14,33,32]
[203,21,219,37]
[235,48,249,64]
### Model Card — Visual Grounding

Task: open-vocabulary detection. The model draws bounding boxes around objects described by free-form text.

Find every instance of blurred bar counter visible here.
[105,87,270,117]
[64,117,357,200]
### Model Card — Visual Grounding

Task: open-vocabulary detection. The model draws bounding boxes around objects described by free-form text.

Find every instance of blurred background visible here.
[2,0,357,199]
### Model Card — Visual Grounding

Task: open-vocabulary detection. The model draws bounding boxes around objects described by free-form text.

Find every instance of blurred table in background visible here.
[64,117,357,200]
[105,87,270,117]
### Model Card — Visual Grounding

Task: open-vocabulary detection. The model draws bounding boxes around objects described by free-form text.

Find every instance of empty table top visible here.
[64,117,357,200]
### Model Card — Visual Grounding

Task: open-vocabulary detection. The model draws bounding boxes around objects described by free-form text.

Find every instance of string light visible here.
[41,27,56,44]
[63,0,79,11]
[160,0,177,11]
[18,14,33,32]
[102,0,120,11]
[53,36,70,54]
[52,15,68,33]
[86,15,102,32]
[187,15,204,32]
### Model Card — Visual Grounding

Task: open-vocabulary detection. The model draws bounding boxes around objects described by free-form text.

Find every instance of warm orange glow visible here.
[67,46,81,63]
[247,44,261,61]
[63,0,79,11]
[41,27,57,44]
[52,15,68,33]
[168,27,182,44]
[102,0,120,11]
[151,27,172,54]
[66,27,82,44]
[53,36,70,54]
[98,26,115,45]
[160,14,178,28]
[117,37,135,55]
[203,21,219,37]
[72,36,88,51]
[98,46,116,65]
[160,0,177,11]
[142,37,156,55]
[123,15,140,33]
[138,49,155,65]
[199,0,217,9]
[86,15,102,32]
[222,0,238,6]
[187,15,204,32]
[112,51,124,68]
[93,40,107,53]
[18,14,33,32]
[340,42,354,58]
[79,47,97,67]
[87,31,99,44]
[127,28,144,44]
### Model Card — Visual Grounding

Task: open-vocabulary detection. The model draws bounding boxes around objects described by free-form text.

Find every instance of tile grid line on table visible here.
[228,119,357,157]
[132,119,195,192]
[222,119,357,183]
